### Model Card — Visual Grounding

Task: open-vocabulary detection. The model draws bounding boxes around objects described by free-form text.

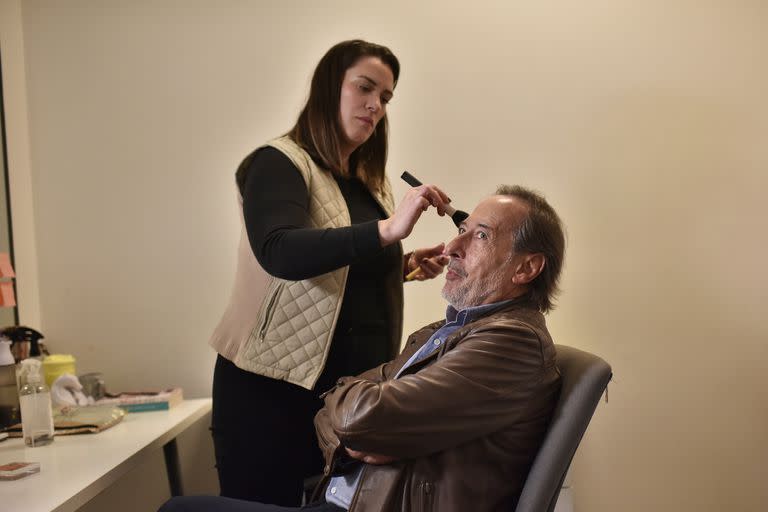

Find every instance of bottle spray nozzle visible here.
[19,358,43,385]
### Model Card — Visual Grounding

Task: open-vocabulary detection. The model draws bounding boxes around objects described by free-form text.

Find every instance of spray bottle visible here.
[18,358,54,446]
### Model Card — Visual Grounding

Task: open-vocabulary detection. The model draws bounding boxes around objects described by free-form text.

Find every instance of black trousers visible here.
[159,496,344,512]
[211,355,328,506]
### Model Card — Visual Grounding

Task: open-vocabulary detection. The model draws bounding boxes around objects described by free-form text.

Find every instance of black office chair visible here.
[515,344,612,512]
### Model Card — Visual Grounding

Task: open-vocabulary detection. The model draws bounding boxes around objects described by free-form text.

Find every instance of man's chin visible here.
[441,286,464,310]
[440,286,451,303]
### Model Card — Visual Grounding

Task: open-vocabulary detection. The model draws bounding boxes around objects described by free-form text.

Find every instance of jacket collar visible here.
[445,293,537,324]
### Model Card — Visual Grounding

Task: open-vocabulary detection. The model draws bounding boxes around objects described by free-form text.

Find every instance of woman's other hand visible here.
[405,243,449,281]
[378,185,450,246]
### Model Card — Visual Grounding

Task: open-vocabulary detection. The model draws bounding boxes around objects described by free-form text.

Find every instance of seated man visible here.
[160,184,565,512]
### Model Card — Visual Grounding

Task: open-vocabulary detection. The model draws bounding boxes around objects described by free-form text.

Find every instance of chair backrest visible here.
[515,344,612,512]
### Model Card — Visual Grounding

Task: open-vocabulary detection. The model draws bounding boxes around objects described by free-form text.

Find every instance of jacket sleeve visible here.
[313,336,425,465]
[351,359,394,384]
[241,147,383,281]
[320,320,553,459]
[314,406,342,468]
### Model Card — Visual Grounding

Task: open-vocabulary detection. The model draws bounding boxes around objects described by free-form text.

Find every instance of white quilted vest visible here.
[209,136,396,390]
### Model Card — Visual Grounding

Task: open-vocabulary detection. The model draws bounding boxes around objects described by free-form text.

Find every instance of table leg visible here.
[163,437,184,496]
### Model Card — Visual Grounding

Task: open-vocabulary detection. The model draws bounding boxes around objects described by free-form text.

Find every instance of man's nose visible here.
[445,234,465,258]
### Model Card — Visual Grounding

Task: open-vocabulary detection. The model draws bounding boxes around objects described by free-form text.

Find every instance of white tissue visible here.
[51,374,93,407]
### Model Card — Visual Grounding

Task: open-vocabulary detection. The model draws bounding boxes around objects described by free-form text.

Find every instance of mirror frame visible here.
[0,49,20,326]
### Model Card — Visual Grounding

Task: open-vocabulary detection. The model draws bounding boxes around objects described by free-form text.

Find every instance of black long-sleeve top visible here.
[240,147,401,390]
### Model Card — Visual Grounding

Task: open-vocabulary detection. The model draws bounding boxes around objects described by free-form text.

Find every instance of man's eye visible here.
[477,232,488,240]
[458,227,466,234]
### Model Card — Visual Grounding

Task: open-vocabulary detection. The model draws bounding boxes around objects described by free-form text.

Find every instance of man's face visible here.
[441,195,530,309]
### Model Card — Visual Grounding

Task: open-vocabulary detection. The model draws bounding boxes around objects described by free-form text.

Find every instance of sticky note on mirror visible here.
[0,281,16,307]
[0,253,15,278]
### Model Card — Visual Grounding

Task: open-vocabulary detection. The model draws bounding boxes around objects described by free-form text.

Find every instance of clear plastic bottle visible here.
[18,358,54,447]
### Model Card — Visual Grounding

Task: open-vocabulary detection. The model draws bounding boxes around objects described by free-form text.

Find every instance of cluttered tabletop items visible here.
[0,325,184,481]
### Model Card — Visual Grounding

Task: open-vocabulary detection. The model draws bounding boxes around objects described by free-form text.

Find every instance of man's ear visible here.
[512,253,546,285]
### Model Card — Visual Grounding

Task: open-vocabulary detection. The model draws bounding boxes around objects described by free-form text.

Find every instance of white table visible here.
[0,398,212,512]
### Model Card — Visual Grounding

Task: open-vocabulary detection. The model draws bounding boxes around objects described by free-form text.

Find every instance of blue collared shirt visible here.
[325,299,517,509]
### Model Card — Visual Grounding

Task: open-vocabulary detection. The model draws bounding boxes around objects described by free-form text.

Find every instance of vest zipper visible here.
[258,282,284,342]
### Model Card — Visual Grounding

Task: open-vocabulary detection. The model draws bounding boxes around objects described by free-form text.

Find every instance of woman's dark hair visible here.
[287,39,400,191]
[496,185,566,313]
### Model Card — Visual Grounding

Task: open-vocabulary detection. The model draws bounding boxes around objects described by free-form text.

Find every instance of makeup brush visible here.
[400,171,469,227]
[400,171,469,281]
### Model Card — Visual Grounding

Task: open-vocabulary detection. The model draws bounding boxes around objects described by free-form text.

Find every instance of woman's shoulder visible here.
[264,136,314,166]
[252,145,297,169]
[236,144,303,195]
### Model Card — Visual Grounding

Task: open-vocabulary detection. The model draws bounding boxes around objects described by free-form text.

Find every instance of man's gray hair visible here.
[496,185,565,313]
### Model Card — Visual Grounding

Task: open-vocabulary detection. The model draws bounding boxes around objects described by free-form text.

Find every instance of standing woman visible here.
[209,40,449,506]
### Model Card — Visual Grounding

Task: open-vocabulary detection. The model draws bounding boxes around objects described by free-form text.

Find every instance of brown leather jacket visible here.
[314,298,561,512]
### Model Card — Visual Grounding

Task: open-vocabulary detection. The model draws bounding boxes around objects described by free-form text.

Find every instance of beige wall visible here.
[4,0,767,510]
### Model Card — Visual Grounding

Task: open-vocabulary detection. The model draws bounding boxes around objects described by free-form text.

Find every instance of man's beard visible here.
[441,263,506,310]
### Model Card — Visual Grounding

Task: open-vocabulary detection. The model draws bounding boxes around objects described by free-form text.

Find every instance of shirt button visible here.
[330,487,337,494]
[433,339,441,346]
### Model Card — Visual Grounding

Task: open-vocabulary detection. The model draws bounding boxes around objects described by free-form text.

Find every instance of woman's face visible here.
[338,56,395,155]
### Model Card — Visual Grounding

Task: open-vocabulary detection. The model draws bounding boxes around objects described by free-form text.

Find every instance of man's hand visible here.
[345,447,398,465]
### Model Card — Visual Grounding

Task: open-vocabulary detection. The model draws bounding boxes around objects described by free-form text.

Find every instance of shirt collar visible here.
[445,298,520,326]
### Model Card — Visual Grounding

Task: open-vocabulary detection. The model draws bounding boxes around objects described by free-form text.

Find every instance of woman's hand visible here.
[378,185,450,246]
[405,243,449,281]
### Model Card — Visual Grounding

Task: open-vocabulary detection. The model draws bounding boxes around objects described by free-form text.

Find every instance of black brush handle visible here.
[400,171,422,187]
[399,171,469,227]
